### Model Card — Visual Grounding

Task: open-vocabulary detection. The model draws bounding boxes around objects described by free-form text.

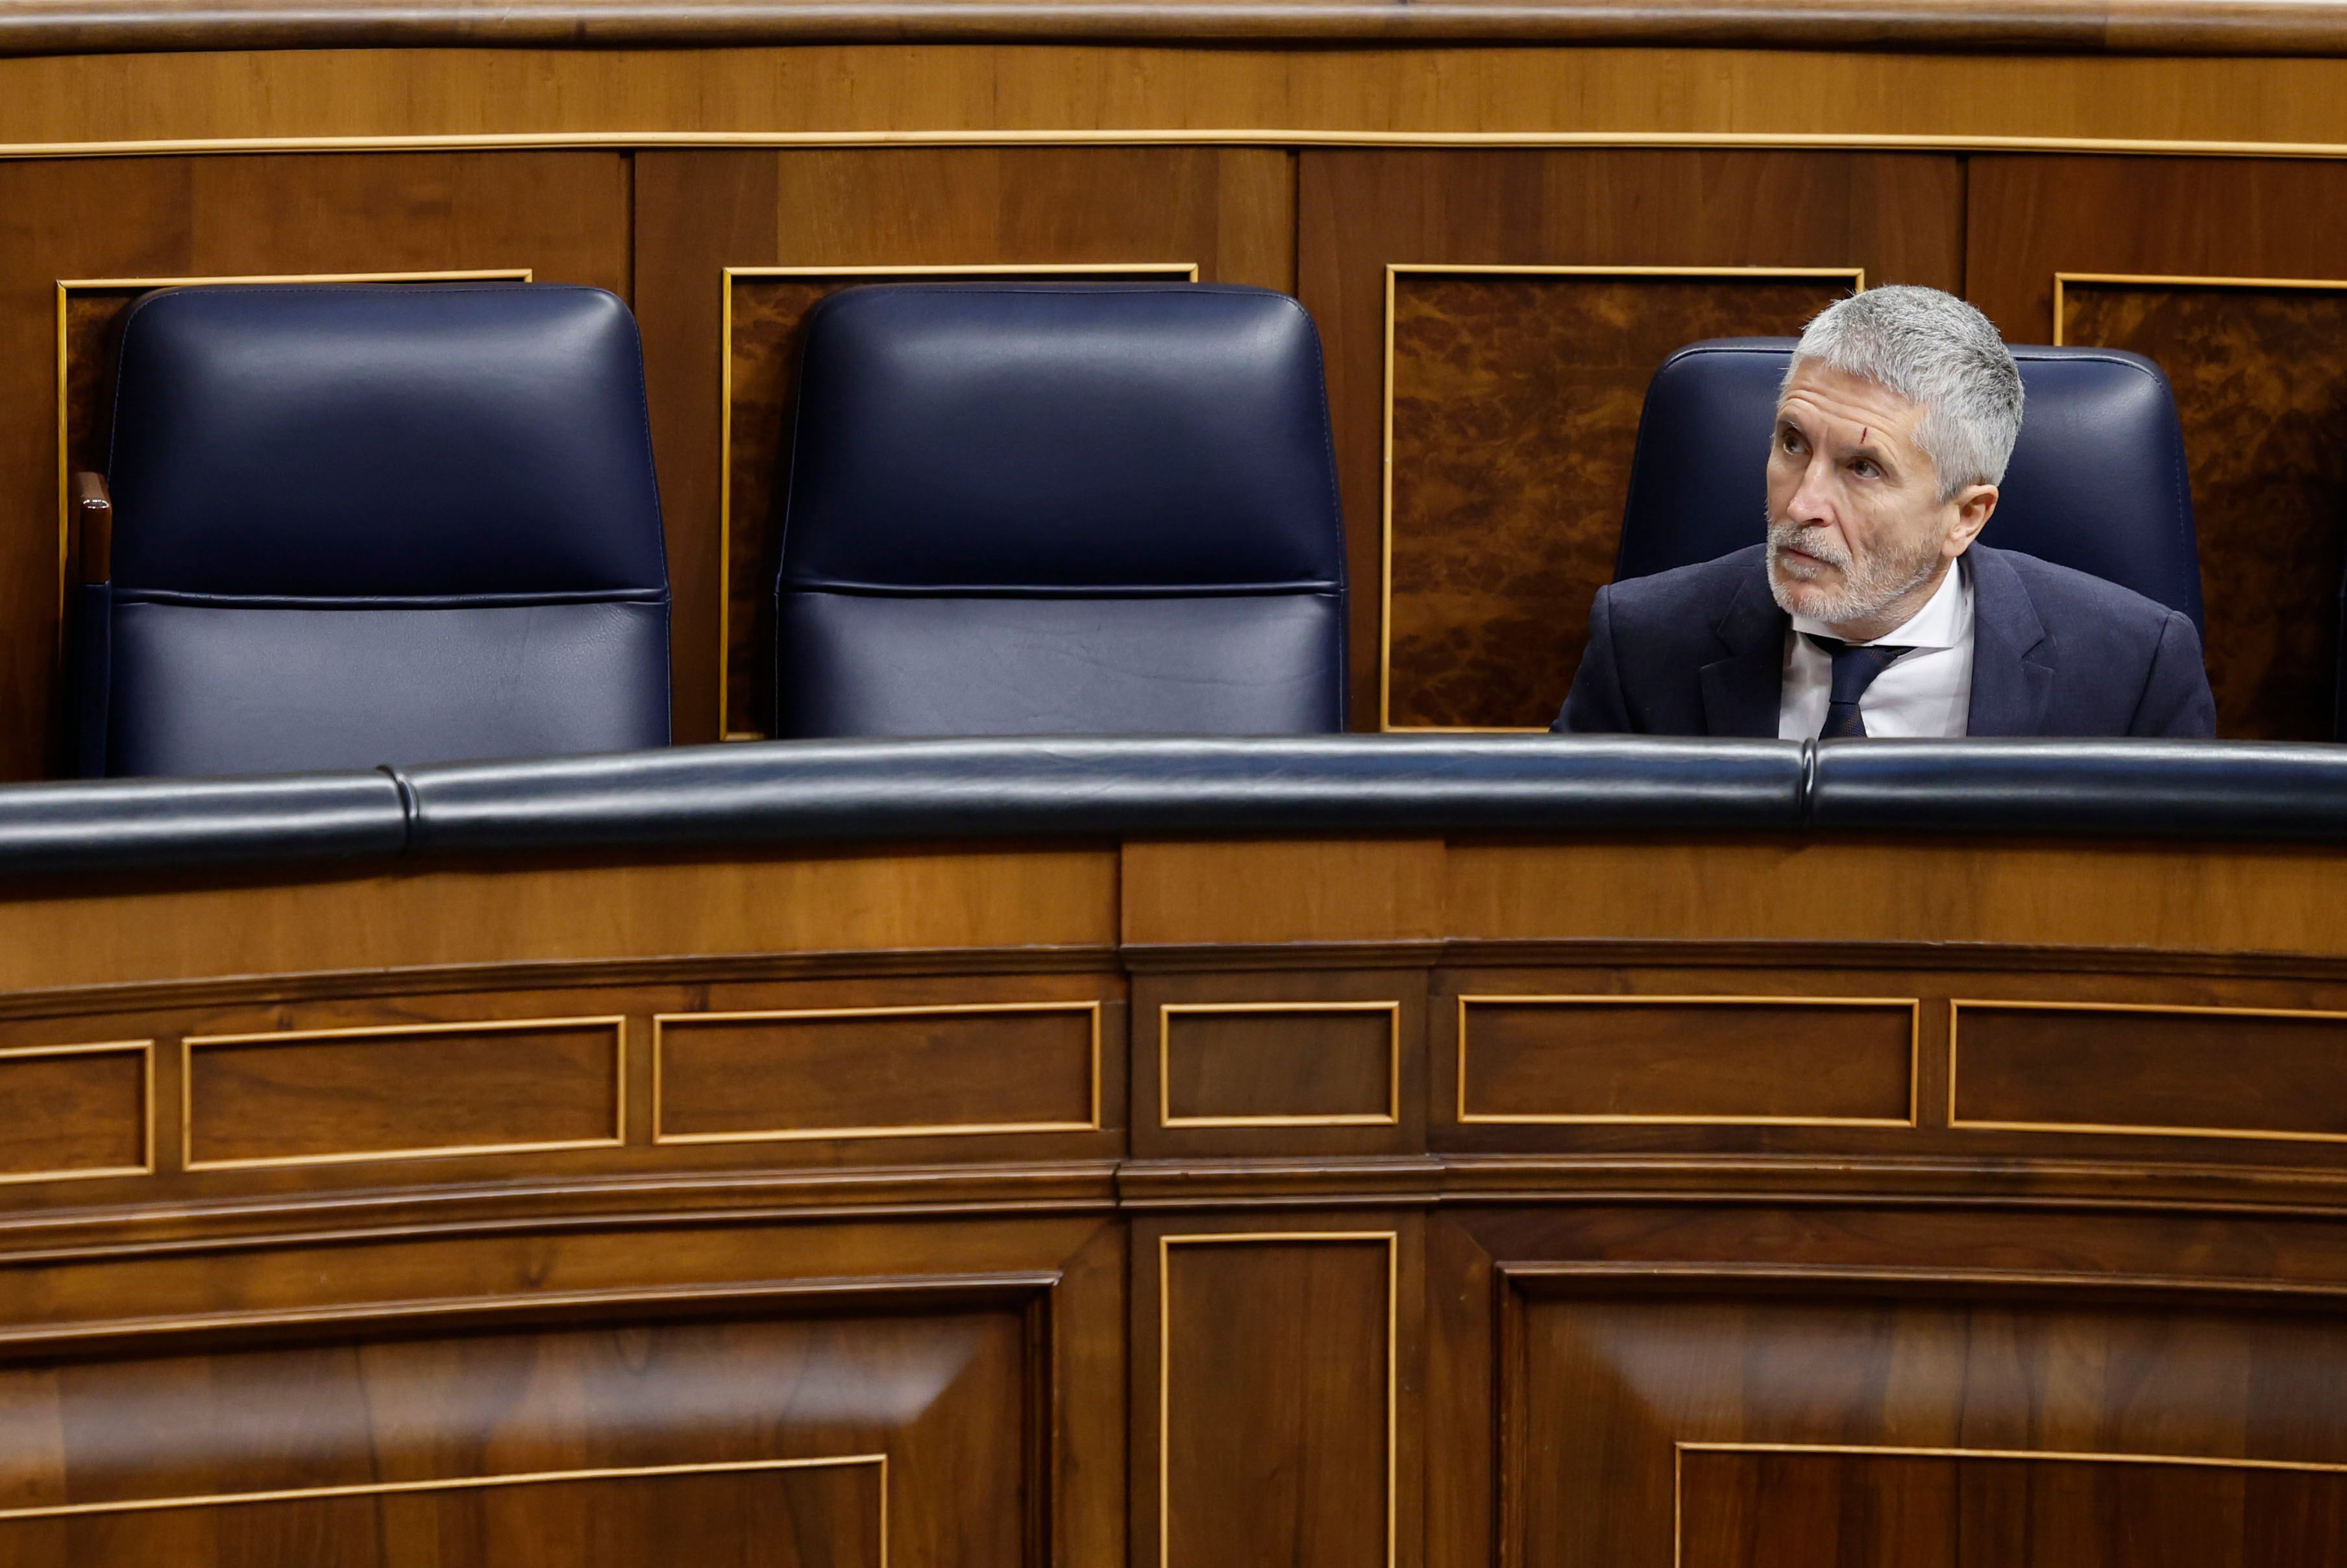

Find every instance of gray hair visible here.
[1782,285,2024,500]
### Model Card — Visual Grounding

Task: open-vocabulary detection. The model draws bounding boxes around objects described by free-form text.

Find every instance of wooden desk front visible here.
[3,831,2346,1565]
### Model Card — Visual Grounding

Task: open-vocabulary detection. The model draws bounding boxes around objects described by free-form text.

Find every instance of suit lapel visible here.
[1963,546,2054,737]
[1699,569,1791,738]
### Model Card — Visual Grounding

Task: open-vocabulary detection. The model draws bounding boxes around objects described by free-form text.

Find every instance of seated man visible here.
[1553,286,2216,739]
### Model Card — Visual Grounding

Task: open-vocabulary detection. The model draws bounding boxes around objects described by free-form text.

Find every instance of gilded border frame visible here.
[1949,996,2347,1144]
[0,1037,154,1184]
[0,1452,888,1539]
[716,260,1200,740]
[53,267,533,632]
[1157,1229,1399,1568]
[651,999,1105,1144]
[1378,262,1865,733]
[2054,269,2347,345]
[1157,999,1403,1128]
[1455,992,1921,1128]
[180,1013,626,1171]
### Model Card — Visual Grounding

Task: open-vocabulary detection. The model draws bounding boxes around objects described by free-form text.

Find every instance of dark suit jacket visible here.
[1553,543,2217,738]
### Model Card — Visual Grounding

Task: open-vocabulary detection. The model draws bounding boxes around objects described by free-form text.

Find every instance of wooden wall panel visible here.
[1159,1003,1398,1127]
[1457,995,1917,1127]
[634,147,1295,742]
[1951,1000,2347,1143]
[183,1016,624,1170]
[1154,1232,1395,1568]
[1385,267,1857,729]
[0,1043,147,1181]
[1967,155,2347,741]
[1297,149,1964,730]
[655,1001,1101,1144]
[1509,1282,2347,1567]
[0,151,628,781]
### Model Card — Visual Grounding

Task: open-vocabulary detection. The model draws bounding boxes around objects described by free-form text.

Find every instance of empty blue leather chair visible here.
[76,283,670,777]
[1613,337,2204,628]
[770,283,1346,737]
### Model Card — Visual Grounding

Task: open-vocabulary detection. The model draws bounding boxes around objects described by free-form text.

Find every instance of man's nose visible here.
[1786,452,1839,524]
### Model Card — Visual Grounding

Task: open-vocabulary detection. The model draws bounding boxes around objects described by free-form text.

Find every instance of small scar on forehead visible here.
[1860,426,1870,444]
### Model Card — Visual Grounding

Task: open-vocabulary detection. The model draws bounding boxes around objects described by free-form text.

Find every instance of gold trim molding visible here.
[2053,268,2347,345]
[53,267,533,631]
[1377,262,1864,733]
[651,999,1105,1144]
[1456,992,1920,1128]
[1157,1000,1402,1128]
[0,1452,887,1528]
[180,1013,625,1171]
[719,260,1199,740]
[1158,1230,1399,1568]
[0,1038,153,1184]
[1949,996,2347,1144]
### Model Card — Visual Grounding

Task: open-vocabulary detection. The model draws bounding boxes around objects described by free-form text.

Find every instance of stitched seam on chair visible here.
[376,764,419,853]
[1798,737,1819,827]
[112,589,671,609]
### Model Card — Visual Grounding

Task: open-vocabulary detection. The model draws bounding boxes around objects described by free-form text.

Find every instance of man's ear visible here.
[1945,484,1998,557]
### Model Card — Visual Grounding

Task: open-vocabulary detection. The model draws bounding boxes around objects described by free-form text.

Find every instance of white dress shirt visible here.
[1778,557,1976,739]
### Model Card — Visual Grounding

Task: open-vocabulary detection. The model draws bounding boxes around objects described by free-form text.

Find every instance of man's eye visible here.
[1850,459,1879,478]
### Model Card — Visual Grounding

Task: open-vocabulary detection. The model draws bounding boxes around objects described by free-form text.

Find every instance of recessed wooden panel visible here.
[1967,156,2347,741]
[0,1042,147,1181]
[1458,996,1917,1126]
[1512,1284,2347,1568]
[1161,1234,1394,1568]
[1383,266,1856,730]
[1677,1446,2347,1568]
[0,1458,883,1568]
[722,262,1196,740]
[183,1016,624,1170]
[1952,999,2347,1143]
[1161,1003,1399,1127]
[2055,274,2347,739]
[655,1001,1100,1143]
[1299,148,1965,729]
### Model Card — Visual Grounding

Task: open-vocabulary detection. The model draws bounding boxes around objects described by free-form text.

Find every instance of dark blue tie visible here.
[1804,634,1914,739]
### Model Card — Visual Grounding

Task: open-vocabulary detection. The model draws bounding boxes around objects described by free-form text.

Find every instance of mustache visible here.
[1768,520,1849,569]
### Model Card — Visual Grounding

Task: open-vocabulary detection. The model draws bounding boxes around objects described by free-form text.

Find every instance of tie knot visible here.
[1805,633,1916,729]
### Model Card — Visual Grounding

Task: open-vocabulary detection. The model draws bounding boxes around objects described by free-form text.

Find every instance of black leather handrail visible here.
[4,735,2347,883]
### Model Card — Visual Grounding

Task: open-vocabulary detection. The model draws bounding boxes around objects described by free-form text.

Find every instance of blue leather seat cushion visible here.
[108,600,670,776]
[774,593,1344,737]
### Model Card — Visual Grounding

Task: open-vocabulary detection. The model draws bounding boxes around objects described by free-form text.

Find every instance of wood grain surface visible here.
[1385,269,1852,728]
[1298,149,1960,728]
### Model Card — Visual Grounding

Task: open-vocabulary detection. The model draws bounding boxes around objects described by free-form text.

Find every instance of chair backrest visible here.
[1613,337,2204,628]
[88,282,670,777]
[771,283,1346,737]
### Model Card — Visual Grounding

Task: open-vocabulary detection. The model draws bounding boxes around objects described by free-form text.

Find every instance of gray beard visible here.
[1765,516,1943,627]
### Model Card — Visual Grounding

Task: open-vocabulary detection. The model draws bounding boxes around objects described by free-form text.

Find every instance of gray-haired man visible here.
[1554,285,2216,739]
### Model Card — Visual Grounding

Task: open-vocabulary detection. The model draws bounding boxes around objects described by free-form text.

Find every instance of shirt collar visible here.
[1789,555,1972,651]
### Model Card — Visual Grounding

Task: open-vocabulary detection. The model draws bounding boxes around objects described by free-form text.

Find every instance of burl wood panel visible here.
[1386,271,1852,729]
[1,1462,882,1568]
[1967,156,2347,740]
[1458,996,1915,1125]
[1299,149,1965,729]
[1161,1235,1391,1568]
[0,152,628,780]
[656,1003,1098,1142]
[0,1299,1028,1568]
[634,146,1295,742]
[184,1018,622,1168]
[1678,1448,2347,1568]
[0,1044,145,1179]
[2059,280,2347,739]
[1952,1001,2347,1140]
[1511,1286,2347,1567]
[1161,1003,1397,1125]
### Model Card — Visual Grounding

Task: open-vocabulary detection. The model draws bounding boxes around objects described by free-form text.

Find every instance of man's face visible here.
[1765,360,1995,635]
